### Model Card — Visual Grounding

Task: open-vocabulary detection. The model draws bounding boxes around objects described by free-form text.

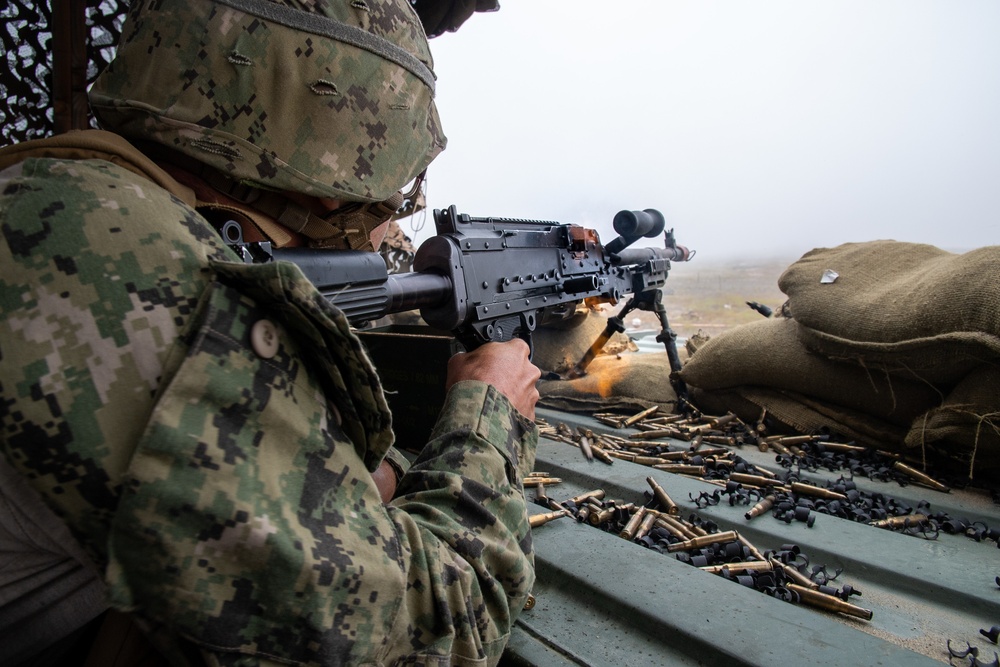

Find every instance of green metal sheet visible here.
[502,408,1000,666]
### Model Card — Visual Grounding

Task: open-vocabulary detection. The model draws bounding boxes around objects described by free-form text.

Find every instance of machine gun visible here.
[224,204,694,397]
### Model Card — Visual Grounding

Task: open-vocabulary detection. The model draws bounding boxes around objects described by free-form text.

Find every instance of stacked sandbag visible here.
[680,241,1000,481]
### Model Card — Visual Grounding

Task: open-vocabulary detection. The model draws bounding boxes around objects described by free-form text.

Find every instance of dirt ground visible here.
[611,255,794,340]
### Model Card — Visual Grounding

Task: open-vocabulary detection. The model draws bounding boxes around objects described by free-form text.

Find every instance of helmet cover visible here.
[90,0,446,202]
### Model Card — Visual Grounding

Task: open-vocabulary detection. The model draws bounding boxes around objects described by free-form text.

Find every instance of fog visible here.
[413,1,1000,263]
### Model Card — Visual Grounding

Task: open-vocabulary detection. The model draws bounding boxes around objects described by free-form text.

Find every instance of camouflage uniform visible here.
[0,149,536,665]
[0,0,536,662]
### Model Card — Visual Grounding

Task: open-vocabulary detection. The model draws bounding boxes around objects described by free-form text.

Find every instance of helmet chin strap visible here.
[140,140,407,251]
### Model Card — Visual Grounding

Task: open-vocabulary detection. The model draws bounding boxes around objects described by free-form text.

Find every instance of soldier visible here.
[0,0,539,665]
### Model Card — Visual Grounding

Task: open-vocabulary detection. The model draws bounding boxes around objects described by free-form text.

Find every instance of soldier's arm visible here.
[380,341,540,665]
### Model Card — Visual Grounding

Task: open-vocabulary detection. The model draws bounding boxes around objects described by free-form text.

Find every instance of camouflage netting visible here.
[1,0,127,146]
[680,241,1000,482]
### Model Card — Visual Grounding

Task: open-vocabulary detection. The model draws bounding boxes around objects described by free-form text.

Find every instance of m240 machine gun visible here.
[224,205,694,398]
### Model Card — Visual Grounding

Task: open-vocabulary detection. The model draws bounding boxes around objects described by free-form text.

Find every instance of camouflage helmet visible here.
[89,0,446,203]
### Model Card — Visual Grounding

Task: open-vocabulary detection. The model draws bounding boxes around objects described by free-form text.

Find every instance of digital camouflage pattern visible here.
[90,0,446,203]
[0,154,537,665]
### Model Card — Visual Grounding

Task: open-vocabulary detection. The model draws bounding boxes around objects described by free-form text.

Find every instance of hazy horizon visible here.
[406,1,1000,262]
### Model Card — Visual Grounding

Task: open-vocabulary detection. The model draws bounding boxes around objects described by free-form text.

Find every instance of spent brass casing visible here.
[710,413,739,428]
[589,507,617,526]
[745,495,776,520]
[620,406,660,428]
[629,429,682,441]
[523,594,536,611]
[738,533,766,561]
[590,446,615,465]
[700,560,774,574]
[655,515,697,540]
[893,461,951,492]
[619,507,648,540]
[790,482,848,501]
[578,436,594,462]
[646,476,679,515]
[666,530,740,552]
[730,473,784,488]
[870,513,929,529]
[523,477,562,486]
[769,442,793,457]
[787,584,873,621]
[690,446,728,457]
[534,483,548,502]
[632,455,670,466]
[634,511,659,541]
[529,510,569,528]
[775,435,817,446]
[700,435,736,446]
[607,450,636,462]
[772,560,819,590]
[819,442,867,453]
[652,464,706,475]
[569,489,607,506]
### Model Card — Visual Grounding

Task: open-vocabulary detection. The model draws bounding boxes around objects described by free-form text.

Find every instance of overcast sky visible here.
[411,1,1000,262]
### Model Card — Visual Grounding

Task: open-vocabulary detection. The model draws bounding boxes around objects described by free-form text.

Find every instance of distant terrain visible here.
[622,255,794,340]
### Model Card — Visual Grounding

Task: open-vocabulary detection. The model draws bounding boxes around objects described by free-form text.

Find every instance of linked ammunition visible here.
[786,583,873,621]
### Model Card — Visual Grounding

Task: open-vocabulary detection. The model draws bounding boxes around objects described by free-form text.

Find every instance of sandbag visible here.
[778,241,1000,384]
[689,386,909,449]
[905,366,1000,480]
[679,317,940,426]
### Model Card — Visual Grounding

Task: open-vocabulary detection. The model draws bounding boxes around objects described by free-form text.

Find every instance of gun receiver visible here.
[225,205,693,357]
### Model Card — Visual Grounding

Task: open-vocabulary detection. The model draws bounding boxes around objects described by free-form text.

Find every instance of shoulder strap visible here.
[0,130,196,209]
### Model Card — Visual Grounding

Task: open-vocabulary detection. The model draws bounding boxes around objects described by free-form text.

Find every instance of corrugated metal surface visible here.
[502,407,1000,666]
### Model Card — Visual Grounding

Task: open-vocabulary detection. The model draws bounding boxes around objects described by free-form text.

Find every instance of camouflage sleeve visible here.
[385,380,538,665]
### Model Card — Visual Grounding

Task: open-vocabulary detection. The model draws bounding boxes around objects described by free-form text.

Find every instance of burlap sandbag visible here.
[678,317,940,426]
[905,366,1000,479]
[689,386,909,449]
[538,352,678,414]
[777,242,1000,384]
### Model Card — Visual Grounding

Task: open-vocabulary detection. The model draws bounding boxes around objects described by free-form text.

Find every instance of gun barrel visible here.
[611,245,693,266]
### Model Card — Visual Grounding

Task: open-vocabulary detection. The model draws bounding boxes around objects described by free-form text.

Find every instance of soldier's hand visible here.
[446,339,541,421]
